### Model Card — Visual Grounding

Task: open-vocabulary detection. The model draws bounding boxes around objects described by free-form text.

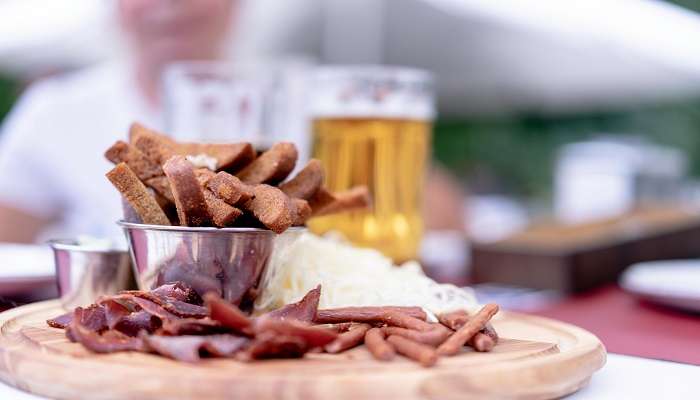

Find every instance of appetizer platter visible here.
[0,123,605,399]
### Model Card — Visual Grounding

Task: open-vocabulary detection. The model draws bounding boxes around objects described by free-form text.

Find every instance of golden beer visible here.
[308,117,431,262]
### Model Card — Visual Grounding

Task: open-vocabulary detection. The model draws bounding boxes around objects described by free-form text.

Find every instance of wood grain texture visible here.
[0,301,606,400]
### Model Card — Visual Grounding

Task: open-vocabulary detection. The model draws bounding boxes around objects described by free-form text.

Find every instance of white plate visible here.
[620,259,700,313]
[0,244,55,296]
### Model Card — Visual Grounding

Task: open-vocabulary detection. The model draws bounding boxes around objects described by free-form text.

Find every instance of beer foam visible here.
[310,66,436,120]
[254,231,478,319]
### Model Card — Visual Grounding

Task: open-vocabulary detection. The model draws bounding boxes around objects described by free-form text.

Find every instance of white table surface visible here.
[0,353,697,399]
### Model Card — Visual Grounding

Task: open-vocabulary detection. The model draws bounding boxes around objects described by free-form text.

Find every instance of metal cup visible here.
[49,240,135,310]
[119,221,279,308]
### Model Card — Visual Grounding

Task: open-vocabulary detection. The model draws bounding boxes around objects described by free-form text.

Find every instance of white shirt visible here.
[0,63,160,243]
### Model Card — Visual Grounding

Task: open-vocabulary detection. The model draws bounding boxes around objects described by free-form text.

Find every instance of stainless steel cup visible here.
[119,221,278,308]
[49,240,135,310]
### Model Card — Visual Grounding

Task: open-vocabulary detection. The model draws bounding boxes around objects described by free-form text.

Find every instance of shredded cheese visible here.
[254,231,478,319]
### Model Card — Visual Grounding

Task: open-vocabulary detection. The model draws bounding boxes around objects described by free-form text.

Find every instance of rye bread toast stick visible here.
[162,156,212,227]
[104,141,162,180]
[177,142,255,171]
[243,185,294,234]
[309,186,371,217]
[207,172,253,206]
[129,123,176,165]
[279,159,324,200]
[237,142,298,185]
[106,163,170,226]
[203,190,242,227]
[144,176,175,204]
[292,198,312,226]
[436,303,499,356]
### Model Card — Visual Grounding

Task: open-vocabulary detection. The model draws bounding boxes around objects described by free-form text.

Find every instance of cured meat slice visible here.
[142,334,249,362]
[113,311,161,337]
[238,331,307,360]
[159,318,228,336]
[66,307,145,353]
[253,317,337,348]
[205,293,253,334]
[119,291,208,318]
[264,285,320,323]
[151,282,202,305]
[47,312,73,329]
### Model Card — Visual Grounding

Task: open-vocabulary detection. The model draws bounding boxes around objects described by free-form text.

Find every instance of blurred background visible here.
[1,0,700,365]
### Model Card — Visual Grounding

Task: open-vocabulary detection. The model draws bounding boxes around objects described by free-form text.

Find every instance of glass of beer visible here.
[308,66,434,262]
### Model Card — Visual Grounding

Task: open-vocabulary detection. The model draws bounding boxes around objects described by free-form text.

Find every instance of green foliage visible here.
[433,98,700,198]
[0,75,20,124]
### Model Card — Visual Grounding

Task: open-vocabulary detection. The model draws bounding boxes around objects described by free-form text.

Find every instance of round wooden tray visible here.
[0,300,605,400]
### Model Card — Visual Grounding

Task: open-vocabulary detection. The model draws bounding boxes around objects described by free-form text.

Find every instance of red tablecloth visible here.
[530,285,700,365]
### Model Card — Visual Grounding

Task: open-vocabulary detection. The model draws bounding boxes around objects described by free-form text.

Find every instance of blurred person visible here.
[0,0,238,243]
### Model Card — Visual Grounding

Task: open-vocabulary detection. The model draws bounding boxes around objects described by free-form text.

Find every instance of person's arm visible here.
[0,81,63,243]
[0,205,51,243]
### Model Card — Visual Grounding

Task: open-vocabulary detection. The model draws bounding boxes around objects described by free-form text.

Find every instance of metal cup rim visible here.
[48,239,128,254]
[117,221,304,235]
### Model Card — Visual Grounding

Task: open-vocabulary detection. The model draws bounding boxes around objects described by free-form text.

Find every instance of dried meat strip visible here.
[239,331,307,360]
[365,328,395,361]
[159,317,228,336]
[264,285,320,323]
[118,291,208,318]
[113,311,161,337]
[437,303,499,356]
[47,312,73,329]
[324,323,370,354]
[151,282,202,305]
[142,334,249,362]
[254,317,337,349]
[66,307,145,353]
[314,306,427,324]
[386,335,438,367]
[205,293,253,335]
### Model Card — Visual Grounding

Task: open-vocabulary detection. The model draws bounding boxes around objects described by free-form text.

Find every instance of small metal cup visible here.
[119,221,280,308]
[49,240,135,310]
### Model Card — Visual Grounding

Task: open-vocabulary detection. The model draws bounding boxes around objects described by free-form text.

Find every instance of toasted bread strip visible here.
[236,142,298,185]
[177,143,255,171]
[144,176,175,203]
[194,168,216,186]
[162,156,212,227]
[207,172,253,206]
[203,190,242,227]
[243,185,294,233]
[104,141,163,180]
[310,186,371,217]
[279,159,324,200]
[292,198,312,226]
[129,123,177,165]
[106,163,170,225]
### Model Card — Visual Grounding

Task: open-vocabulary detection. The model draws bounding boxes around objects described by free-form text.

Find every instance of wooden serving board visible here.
[0,301,605,400]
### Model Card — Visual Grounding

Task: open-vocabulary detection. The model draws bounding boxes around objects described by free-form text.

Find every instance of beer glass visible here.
[308,66,434,262]
[162,61,311,153]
